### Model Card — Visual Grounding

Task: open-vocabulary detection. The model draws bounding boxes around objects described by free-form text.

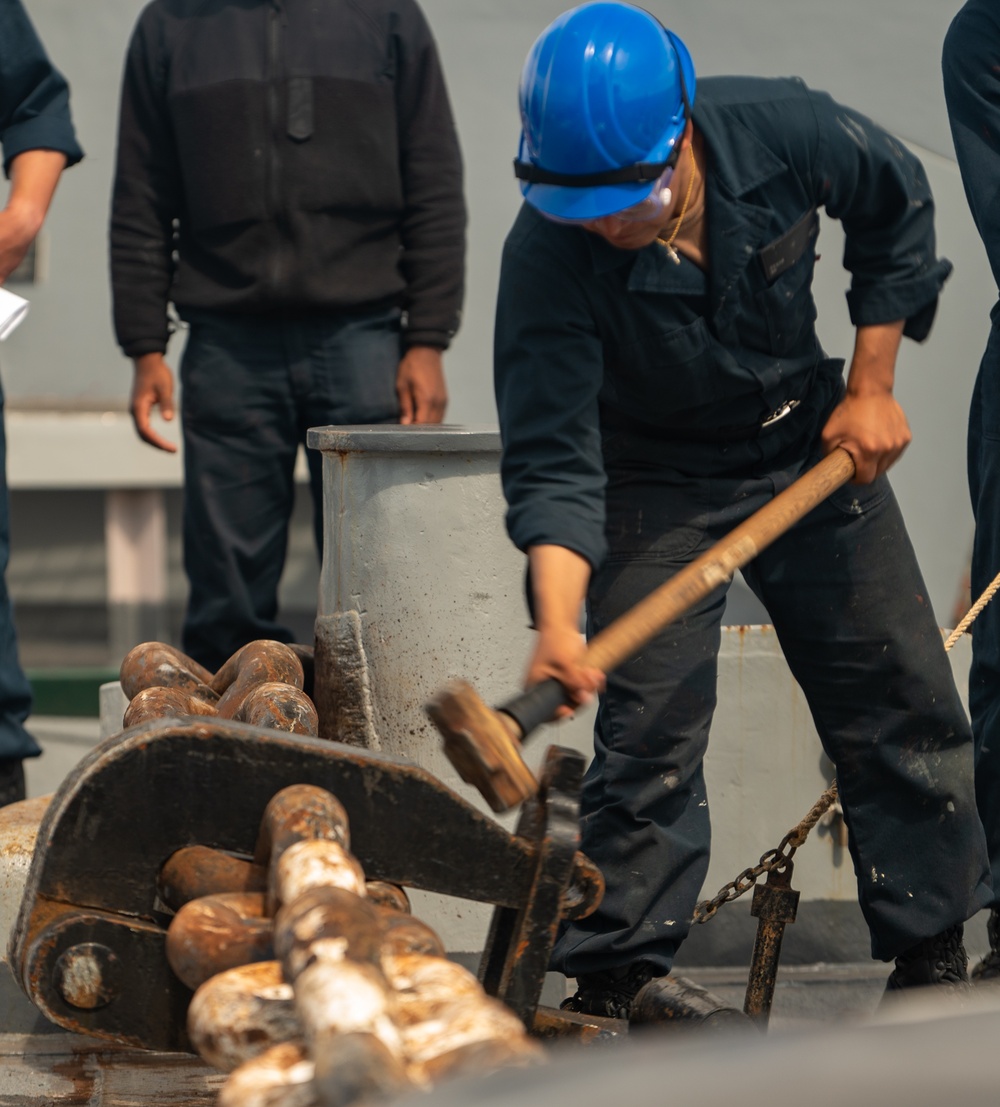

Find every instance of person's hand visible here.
[525,623,605,720]
[524,544,602,719]
[131,352,178,452]
[822,320,909,483]
[396,345,447,424]
[820,387,911,484]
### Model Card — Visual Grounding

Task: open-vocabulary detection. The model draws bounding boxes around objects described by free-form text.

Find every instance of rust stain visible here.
[44,1049,225,1105]
[49,1054,98,1105]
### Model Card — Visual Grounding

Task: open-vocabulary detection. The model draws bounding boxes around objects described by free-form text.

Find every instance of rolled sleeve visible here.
[810,91,950,340]
[502,456,608,571]
[0,3,84,175]
[3,111,82,175]
[494,214,608,570]
[845,268,952,342]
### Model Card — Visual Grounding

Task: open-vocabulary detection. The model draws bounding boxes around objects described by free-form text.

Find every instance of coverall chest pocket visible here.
[754,209,819,356]
[614,316,720,415]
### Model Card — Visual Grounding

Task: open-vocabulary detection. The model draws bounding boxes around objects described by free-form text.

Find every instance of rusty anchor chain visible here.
[688,785,835,1030]
[120,639,320,735]
[11,720,604,1065]
[173,782,545,1106]
[692,782,837,925]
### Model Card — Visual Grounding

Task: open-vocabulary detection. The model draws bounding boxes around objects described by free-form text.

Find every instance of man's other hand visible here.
[820,388,911,484]
[525,544,604,720]
[525,623,605,720]
[397,345,447,425]
[822,320,909,483]
[131,352,178,452]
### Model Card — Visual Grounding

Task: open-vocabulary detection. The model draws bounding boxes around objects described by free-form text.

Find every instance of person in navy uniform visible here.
[496,0,991,1017]
[943,0,1000,983]
[0,0,83,806]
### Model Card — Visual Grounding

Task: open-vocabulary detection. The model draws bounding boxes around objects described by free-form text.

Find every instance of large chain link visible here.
[692,782,839,924]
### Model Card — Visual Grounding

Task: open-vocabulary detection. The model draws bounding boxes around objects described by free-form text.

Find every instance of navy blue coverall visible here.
[944,0,1000,914]
[0,1,83,767]
[495,75,992,975]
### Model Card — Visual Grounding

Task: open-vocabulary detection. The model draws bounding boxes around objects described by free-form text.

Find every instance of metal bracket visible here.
[744,861,800,1026]
[9,718,601,1051]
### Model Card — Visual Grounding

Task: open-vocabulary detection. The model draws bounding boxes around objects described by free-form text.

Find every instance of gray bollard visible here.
[0,796,50,962]
[306,425,595,775]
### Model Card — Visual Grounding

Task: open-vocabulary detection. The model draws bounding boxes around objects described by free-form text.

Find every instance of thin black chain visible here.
[691,783,838,924]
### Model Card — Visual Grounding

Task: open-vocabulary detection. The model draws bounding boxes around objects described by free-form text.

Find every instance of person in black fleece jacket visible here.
[110,0,466,671]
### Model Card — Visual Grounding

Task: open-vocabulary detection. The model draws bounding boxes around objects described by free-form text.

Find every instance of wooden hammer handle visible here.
[499,448,856,738]
[585,447,856,672]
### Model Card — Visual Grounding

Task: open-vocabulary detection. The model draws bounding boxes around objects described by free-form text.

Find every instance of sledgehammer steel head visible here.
[425,680,537,812]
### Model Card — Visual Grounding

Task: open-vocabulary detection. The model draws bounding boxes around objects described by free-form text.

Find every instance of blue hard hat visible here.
[514,2,696,221]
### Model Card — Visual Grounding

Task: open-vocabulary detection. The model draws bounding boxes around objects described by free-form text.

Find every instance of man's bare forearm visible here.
[528,544,591,631]
[820,320,910,483]
[0,149,68,281]
[5,149,67,238]
[845,320,905,397]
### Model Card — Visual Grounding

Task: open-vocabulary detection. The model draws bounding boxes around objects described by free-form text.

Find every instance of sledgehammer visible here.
[426,447,857,813]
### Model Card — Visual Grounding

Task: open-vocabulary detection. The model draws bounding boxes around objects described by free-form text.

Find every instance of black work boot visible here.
[561,963,660,1020]
[884,924,970,993]
[971,909,1000,982]
[0,758,25,808]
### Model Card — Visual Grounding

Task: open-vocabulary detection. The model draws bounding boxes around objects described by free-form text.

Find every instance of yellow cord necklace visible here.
[658,144,697,265]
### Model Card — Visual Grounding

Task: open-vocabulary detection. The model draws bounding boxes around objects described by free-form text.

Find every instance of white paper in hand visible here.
[0,287,29,341]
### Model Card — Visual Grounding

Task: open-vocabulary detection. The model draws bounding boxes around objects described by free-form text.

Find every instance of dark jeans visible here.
[551,438,991,976]
[968,318,1000,908]
[179,305,401,672]
[0,390,36,761]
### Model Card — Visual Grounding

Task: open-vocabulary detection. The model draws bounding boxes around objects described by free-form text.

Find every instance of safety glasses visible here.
[540,165,677,227]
